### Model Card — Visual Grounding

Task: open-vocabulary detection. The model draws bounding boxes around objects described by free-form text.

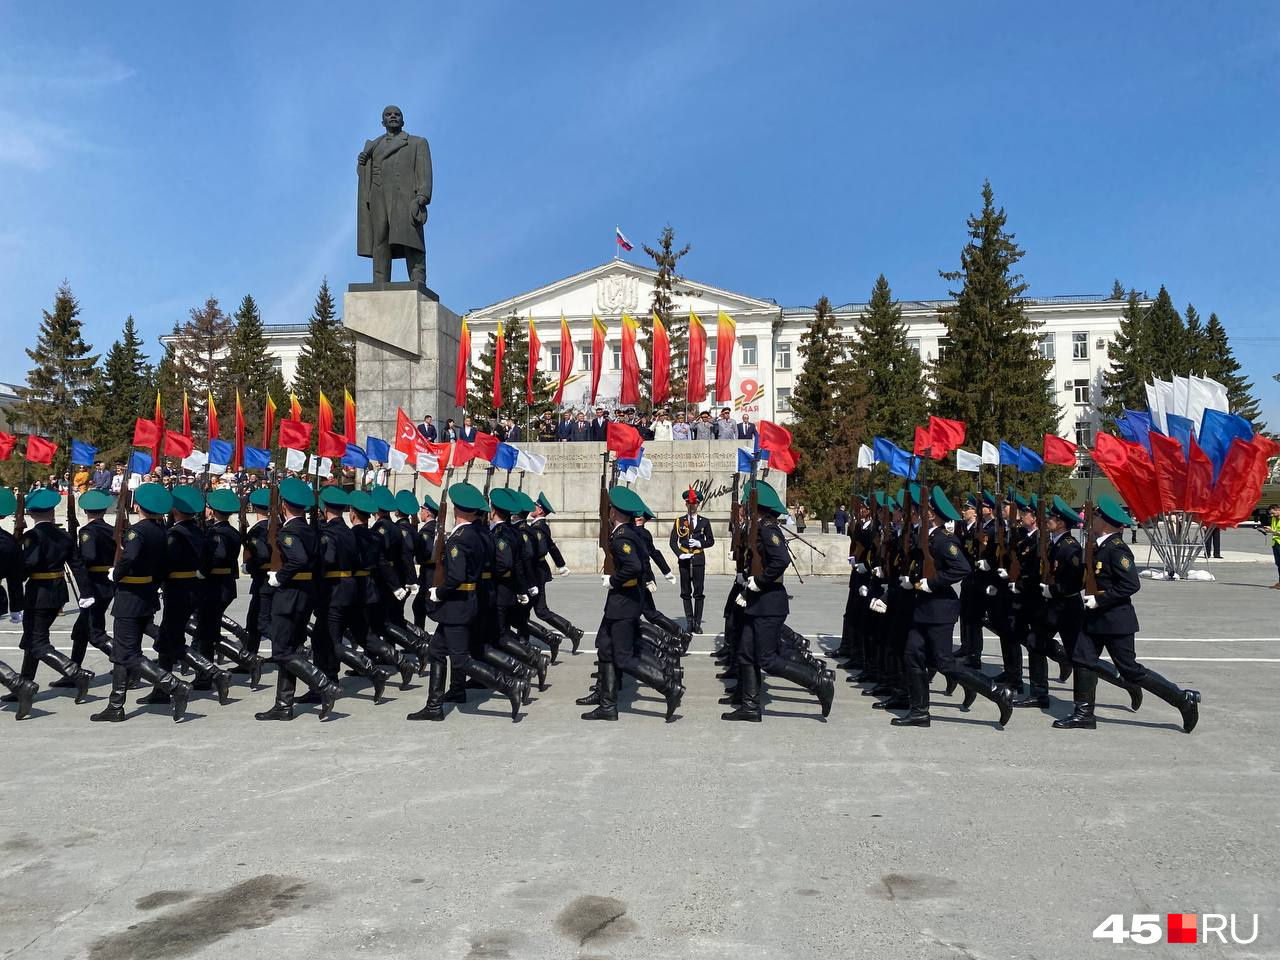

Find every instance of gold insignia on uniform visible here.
[1096,562,1103,572]
[127,530,137,541]
[450,546,459,558]
[1120,557,1131,569]
[498,541,507,551]
[284,536,294,547]
[80,532,89,543]
[948,543,959,556]
[770,533,781,545]
[622,543,632,554]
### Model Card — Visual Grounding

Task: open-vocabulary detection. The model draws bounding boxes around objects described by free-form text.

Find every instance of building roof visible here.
[780,294,1118,316]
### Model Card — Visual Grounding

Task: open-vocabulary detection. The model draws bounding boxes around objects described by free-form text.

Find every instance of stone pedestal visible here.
[344,286,462,445]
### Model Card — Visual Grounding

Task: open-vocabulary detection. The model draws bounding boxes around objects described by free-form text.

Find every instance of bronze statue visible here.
[357,105,432,284]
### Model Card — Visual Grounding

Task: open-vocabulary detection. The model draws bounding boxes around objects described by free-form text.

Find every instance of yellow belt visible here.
[120,576,152,584]
[481,572,493,579]
[455,583,476,591]
[682,548,703,555]
[618,578,639,587]
[324,571,353,578]
[209,568,233,575]
[500,571,512,578]
[169,571,197,580]
[291,572,313,581]
[88,565,112,574]
[30,571,64,581]
[355,570,370,577]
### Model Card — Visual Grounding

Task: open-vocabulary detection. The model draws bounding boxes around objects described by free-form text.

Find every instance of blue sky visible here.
[2,1,1277,423]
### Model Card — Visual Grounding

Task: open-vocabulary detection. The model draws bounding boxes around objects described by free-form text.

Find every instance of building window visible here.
[776,342,791,370]
[270,357,283,373]
[936,337,952,362]
[579,344,592,372]
[776,387,792,412]
[906,337,921,357]
[1072,331,1089,360]
[1073,379,1090,405]
[709,342,717,369]
[548,345,560,373]
[1037,333,1055,360]
[611,343,622,371]
[1074,419,1094,448]
[741,335,757,367]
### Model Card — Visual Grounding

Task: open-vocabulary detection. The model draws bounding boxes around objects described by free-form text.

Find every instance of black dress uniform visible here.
[635,520,685,639]
[956,513,986,667]
[350,515,417,683]
[669,503,714,633]
[486,511,547,690]
[411,512,436,630]
[196,517,262,681]
[14,517,93,701]
[527,513,583,649]
[314,511,392,698]
[244,514,274,658]
[0,524,25,625]
[67,516,116,666]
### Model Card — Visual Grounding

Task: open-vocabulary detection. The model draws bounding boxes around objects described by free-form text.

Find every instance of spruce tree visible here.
[13,282,101,474]
[173,297,233,435]
[1183,304,1210,373]
[848,274,926,444]
[93,315,153,455]
[467,313,557,426]
[225,294,288,442]
[1109,279,1127,300]
[1101,288,1150,423]
[290,279,354,422]
[642,225,691,410]
[1203,312,1262,423]
[1141,286,1187,378]
[931,181,1058,452]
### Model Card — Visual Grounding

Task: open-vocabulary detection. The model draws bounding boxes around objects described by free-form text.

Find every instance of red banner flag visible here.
[289,393,302,421]
[1203,438,1260,528]
[181,391,191,438]
[913,425,932,457]
[766,444,799,474]
[590,314,606,406]
[318,429,347,458]
[759,419,794,453]
[686,311,707,404]
[133,417,162,450]
[651,311,670,406]
[278,418,312,451]
[163,429,194,459]
[452,439,481,468]
[1186,439,1214,515]
[234,390,246,470]
[1123,441,1163,523]
[927,416,966,457]
[473,431,501,462]
[493,321,505,409]
[318,391,333,435]
[0,431,16,460]
[456,320,471,408]
[1091,434,1146,522]
[395,407,421,455]
[553,314,574,405]
[343,389,357,444]
[606,421,643,461]
[25,434,57,465]
[153,391,165,464]
[619,313,640,406]
[1148,432,1188,514]
[206,391,219,442]
[1043,433,1078,467]
[527,316,541,405]
[715,310,736,403]
[263,395,277,450]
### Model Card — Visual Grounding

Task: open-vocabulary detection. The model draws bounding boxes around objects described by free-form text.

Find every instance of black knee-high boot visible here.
[1137,669,1200,733]
[721,664,760,721]
[890,669,931,727]
[255,671,296,721]
[1052,667,1097,729]
[580,662,618,720]
[90,664,131,723]
[407,657,447,721]
[0,660,39,721]
[136,659,191,721]
[464,657,524,721]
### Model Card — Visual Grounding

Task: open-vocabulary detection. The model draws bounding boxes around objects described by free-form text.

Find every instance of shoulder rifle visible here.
[112,486,130,568]
[918,462,936,581]
[267,482,283,572]
[748,462,763,579]
[599,452,614,576]
[431,467,453,590]
[1083,473,1098,597]
[1036,485,1052,586]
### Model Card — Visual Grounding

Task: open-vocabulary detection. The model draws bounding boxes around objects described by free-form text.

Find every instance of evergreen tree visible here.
[931,181,1059,453]
[467,313,557,426]
[1101,288,1152,423]
[290,279,354,422]
[1183,303,1210,373]
[1203,312,1262,423]
[225,294,288,442]
[12,282,100,475]
[92,315,153,455]
[173,297,233,435]
[848,274,926,444]
[642,225,691,410]
[1141,286,1187,378]
[1109,279,1126,300]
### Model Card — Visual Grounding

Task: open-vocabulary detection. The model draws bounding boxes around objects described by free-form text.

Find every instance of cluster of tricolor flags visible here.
[455,310,741,411]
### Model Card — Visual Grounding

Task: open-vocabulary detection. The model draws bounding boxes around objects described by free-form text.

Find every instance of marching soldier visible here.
[196,488,263,684]
[669,487,714,633]
[348,491,417,684]
[1059,496,1200,732]
[241,487,274,664]
[527,492,585,652]
[722,480,833,722]
[837,496,875,671]
[410,494,438,631]
[486,488,549,690]
[955,494,986,669]
[58,489,116,678]
[254,477,339,721]
[394,489,421,598]
[633,507,686,641]
[0,489,38,719]
[91,483,191,722]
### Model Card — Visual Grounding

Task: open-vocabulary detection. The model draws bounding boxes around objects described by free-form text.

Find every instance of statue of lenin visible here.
[357,105,432,284]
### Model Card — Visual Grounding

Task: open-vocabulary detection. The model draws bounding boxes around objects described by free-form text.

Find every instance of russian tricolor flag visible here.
[615,226,633,252]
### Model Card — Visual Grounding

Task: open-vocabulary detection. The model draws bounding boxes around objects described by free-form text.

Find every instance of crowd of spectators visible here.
[414,406,760,445]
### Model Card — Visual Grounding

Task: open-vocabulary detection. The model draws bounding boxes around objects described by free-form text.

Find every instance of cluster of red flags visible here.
[0,432,58,464]
[758,420,798,474]
[913,416,967,460]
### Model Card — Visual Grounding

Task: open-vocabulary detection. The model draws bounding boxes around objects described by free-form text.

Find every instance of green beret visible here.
[489,488,521,514]
[248,487,272,509]
[905,483,922,506]
[1027,494,1040,513]
[394,489,419,515]
[79,490,115,513]
[740,479,786,515]
[515,491,537,514]
[170,484,205,515]
[632,492,655,520]
[1050,494,1080,528]
[421,494,439,513]
[1013,492,1029,511]
[982,488,997,508]
[25,488,61,512]
[371,485,397,513]
[874,490,887,508]
[607,486,645,517]
[349,490,376,515]
[319,486,350,509]
[207,489,241,514]
[964,493,977,507]
[536,492,555,515]
[0,487,16,518]
[1096,494,1133,528]
[929,485,962,523]
[449,482,489,514]
[278,477,314,509]
[134,482,173,515]
[894,489,904,508]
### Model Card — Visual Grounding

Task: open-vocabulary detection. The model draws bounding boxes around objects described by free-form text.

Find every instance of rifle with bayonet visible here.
[431,468,453,591]
[599,452,614,576]
[1082,467,1098,598]
[267,480,283,572]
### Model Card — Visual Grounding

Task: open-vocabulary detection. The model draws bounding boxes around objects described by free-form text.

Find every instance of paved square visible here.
[2,529,1277,959]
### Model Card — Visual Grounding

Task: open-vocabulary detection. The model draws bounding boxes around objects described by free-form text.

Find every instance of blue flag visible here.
[243,446,271,470]
[1198,409,1253,479]
[998,440,1021,469]
[1017,445,1044,473]
[127,451,153,476]
[736,448,760,474]
[341,443,369,468]
[491,442,520,471]
[1164,413,1195,457]
[365,435,390,464]
[70,440,97,466]
[887,443,918,480]
[1115,408,1153,453]
[872,436,896,465]
[616,444,645,471]
[208,438,232,466]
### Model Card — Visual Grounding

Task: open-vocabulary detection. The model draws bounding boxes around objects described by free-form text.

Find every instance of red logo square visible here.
[1168,913,1197,944]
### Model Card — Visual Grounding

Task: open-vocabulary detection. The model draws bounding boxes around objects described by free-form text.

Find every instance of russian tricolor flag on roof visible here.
[615,226,633,251]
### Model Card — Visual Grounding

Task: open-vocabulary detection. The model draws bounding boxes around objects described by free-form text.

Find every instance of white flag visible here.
[207,462,227,476]
[1152,378,1175,434]
[857,444,874,469]
[181,449,208,473]
[981,440,999,465]
[415,453,439,473]
[306,455,332,478]
[1172,375,1191,419]
[285,447,306,472]
[956,448,982,473]
[388,448,408,472]
[1189,375,1229,429]
[1144,381,1159,429]
[515,448,547,475]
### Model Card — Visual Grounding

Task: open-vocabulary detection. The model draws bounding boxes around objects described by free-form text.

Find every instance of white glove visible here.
[1083,595,1098,610]
[735,572,747,586]
[915,579,931,593]
[1010,582,1020,594]
[872,566,883,578]
[196,571,206,580]
[646,580,657,594]
[899,576,913,589]
[428,587,440,602]
[679,553,693,561]
[996,567,1009,580]
[516,593,529,605]
[985,585,997,596]
[108,567,121,582]
[393,586,409,601]
[8,611,21,623]
[601,575,611,587]
[664,571,676,584]
[734,592,748,608]
[847,556,856,566]
[528,586,539,597]
[857,585,868,597]
[745,576,760,592]
[855,562,867,574]
[407,584,420,597]
[687,539,701,549]
[869,598,888,614]
[1040,584,1052,600]
[240,562,250,575]
[267,571,281,588]
[556,566,569,576]
[977,559,990,572]
[78,597,95,609]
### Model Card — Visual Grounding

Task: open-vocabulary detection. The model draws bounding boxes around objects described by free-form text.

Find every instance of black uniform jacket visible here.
[111,518,169,618]
[604,523,646,619]
[319,517,360,608]
[1084,532,1140,634]
[272,516,316,617]
[77,517,116,603]
[743,517,789,617]
[431,521,484,625]
[22,521,89,611]
[669,514,714,563]
[912,526,971,626]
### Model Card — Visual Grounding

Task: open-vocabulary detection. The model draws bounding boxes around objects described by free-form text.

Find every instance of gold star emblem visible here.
[450,546,459,558]
[284,536,294,547]
[622,543,632,554]
[948,543,959,556]
[770,533,781,545]
[1120,556,1131,570]
[127,530,137,541]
